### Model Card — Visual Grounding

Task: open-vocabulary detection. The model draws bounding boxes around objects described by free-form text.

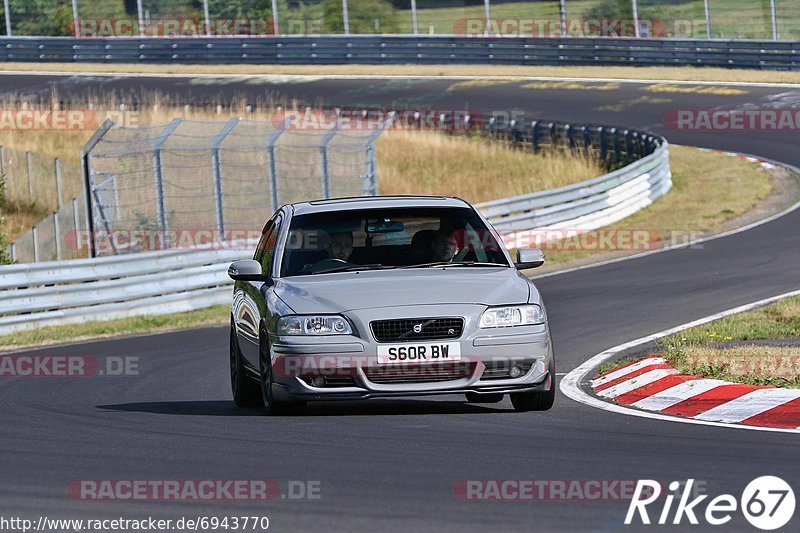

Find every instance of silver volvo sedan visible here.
[228,196,555,414]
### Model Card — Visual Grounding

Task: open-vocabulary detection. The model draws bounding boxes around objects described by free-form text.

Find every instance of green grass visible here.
[599,295,800,386]
[0,305,229,351]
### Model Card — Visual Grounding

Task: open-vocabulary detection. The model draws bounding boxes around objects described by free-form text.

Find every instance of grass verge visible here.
[537,146,776,267]
[0,305,230,352]
[600,296,800,387]
[2,63,800,85]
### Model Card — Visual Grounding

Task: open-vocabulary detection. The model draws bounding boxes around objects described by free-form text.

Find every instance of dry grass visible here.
[2,63,800,84]
[540,146,774,264]
[375,129,603,202]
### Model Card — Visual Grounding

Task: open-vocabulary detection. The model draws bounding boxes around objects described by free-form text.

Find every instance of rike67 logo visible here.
[626,477,795,530]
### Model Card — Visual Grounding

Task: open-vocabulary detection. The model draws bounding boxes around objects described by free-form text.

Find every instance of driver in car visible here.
[326,231,354,262]
[431,228,460,262]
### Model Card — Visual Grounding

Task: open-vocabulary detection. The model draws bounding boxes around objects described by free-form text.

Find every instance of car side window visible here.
[259,216,282,274]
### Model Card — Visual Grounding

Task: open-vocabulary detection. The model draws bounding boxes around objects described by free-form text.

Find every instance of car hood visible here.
[274,268,531,313]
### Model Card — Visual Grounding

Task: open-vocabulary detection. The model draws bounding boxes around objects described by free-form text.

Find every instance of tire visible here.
[465,392,504,403]
[510,364,556,412]
[230,323,261,407]
[259,328,306,416]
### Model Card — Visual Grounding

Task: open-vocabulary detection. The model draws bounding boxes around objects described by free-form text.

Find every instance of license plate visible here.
[376,342,461,364]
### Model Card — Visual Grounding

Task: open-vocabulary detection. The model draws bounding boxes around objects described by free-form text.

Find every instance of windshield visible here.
[280,206,509,277]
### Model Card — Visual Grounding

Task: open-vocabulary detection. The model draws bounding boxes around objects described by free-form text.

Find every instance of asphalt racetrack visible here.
[1,72,799,531]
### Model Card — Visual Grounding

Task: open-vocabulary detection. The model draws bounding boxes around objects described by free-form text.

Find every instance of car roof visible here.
[289,195,472,215]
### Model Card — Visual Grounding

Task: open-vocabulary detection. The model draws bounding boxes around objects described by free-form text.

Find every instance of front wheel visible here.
[259,329,306,416]
[510,364,556,412]
[230,323,260,407]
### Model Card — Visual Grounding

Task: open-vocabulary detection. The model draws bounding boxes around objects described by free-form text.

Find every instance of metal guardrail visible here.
[0,118,670,336]
[1,36,799,70]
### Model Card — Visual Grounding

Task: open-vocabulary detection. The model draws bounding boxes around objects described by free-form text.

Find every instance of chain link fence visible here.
[1,1,798,40]
[80,116,389,257]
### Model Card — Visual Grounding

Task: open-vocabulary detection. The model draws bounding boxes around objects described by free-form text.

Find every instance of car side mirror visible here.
[515,248,545,270]
[228,259,270,282]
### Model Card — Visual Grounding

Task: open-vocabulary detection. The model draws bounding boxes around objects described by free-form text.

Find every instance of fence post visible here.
[136,0,144,35]
[54,211,62,260]
[211,118,240,244]
[82,119,117,258]
[72,197,81,256]
[266,125,286,213]
[483,0,491,36]
[202,0,211,36]
[271,0,280,34]
[319,126,340,199]
[624,130,634,162]
[410,0,418,34]
[32,225,39,263]
[152,119,182,248]
[26,150,33,203]
[71,0,79,36]
[704,0,711,38]
[342,0,350,35]
[9,242,15,262]
[3,0,11,36]
[54,158,63,209]
[559,0,567,36]
[770,0,778,40]
[631,0,640,38]
[0,145,6,197]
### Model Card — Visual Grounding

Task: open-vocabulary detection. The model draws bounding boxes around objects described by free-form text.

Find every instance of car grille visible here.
[481,360,535,380]
[370,317,464,343]
[365,362,473,384]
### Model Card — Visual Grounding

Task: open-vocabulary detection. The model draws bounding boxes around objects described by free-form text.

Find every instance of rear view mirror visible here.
[228,259,270,282]
[515,248,545,270]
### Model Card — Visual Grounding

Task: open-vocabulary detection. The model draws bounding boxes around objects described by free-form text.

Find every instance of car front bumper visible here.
[268,320,554,402]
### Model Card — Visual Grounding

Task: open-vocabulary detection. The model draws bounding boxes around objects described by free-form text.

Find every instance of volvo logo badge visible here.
[412,323,423,334]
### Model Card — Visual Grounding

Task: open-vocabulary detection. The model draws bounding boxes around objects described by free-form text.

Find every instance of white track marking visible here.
[632,379,729,411]
[596,368,678,399]
[591,357,665,387]
[1,71,800,89]
[694,388,800,423]
[560,288,800,434]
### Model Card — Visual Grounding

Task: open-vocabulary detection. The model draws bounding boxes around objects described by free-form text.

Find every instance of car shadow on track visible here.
[96,399,518,416]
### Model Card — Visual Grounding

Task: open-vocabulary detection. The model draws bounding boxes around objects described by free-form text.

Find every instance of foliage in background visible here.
[322,0,397,34]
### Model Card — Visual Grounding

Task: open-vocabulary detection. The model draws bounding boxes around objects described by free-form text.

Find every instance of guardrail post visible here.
[9,242,15,263]
[54,158,63,209]
[211,118,240,244]
[582,126,591,151]
[599,127,607,161]
[566,124,575,149]
[54,211,62,261]
[152,119,182,248]
[530,120,540,152]
[26,151,33,203]
[624,130,634,163]
[612,128,622,164]
[32,225,39,263]
[548,123,557,148]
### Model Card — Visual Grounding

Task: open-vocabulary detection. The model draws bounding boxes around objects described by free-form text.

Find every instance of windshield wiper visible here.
[401,261,508,269]
[310,263,389,275]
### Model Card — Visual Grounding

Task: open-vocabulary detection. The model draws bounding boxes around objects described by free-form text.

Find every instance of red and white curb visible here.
[591,357,800,430]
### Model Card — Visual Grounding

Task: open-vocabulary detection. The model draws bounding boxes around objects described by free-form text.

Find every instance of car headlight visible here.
[479,305,545,328]
[277,315,353,336]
